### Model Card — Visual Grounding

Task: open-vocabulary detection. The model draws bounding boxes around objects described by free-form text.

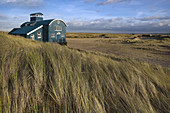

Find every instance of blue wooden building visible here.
[9,13,67,45]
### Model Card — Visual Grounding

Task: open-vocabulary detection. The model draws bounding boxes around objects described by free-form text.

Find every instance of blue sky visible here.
[0,0,170,33]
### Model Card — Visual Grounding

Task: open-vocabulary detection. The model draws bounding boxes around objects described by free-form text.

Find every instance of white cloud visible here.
[98,0,130,5]
[129,0,141,5]
[85,0,96,2]
[86,0,131,5]
[0,21,20,31]
[96,9,103,12]
[0,13,9,20]
[130,23,134,26]
[162,10,169,12]
[136,12,145,17]
[67,16,170,33]
[0,13,28,31]
[1,14,170,33]
[0,0,43,7]
[159,23,164,27]
[136,15,170,21]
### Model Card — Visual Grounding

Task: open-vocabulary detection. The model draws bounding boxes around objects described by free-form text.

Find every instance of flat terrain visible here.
[67,35,170,68]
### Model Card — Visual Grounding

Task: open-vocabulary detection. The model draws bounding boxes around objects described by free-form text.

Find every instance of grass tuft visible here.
[0,31,170,112]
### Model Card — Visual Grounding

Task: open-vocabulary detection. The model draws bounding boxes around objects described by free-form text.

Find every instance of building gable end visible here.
[49,19,67,26]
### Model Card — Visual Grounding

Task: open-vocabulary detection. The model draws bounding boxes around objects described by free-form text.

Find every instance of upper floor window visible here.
[30,23,35,26]
[55,26,62,31]
[37,32,41,38]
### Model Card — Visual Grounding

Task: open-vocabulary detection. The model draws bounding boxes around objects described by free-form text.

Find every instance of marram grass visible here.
[0,32,169,113]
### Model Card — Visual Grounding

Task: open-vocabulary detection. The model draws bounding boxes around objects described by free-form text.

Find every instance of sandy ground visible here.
[67,38,170,68]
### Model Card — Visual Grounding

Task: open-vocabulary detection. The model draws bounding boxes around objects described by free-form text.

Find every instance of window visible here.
[55,26,62,31]
[56,32,61,35]
[61,34,64,37]
[51,33,55,38]
[57,20,60,24]
[30,34,34,40]
[30,23,34,26]
[37,32,41,38]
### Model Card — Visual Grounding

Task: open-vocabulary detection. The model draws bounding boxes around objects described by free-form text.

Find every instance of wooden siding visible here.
[43,25,49,42]
[26,27,43,41]
[48,20,66,43]
[9,17,67,44]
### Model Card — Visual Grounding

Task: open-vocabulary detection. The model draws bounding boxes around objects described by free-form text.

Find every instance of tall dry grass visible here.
[67,33,133,38]
[0,32,170,113]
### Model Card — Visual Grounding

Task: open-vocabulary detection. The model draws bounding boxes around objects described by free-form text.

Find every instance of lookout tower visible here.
[30,12,43,22]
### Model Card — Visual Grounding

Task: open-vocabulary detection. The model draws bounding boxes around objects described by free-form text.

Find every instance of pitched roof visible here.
[36,19,54,25]
[11,25,42,35]
[20,19,67,27]
[20,19,53,27]
[30,12,43,16]
[10,19,67,35]
[9,28,20,34]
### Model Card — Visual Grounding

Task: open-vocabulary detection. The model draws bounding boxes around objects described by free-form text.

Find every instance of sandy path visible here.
[67,38,170,68]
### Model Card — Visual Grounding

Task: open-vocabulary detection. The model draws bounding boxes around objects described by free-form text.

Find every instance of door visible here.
[30,34,35,40]
[56,32,61,43]
[56,34,60,43]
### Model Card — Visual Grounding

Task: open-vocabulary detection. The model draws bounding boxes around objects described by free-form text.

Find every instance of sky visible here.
[0,0,170,33]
